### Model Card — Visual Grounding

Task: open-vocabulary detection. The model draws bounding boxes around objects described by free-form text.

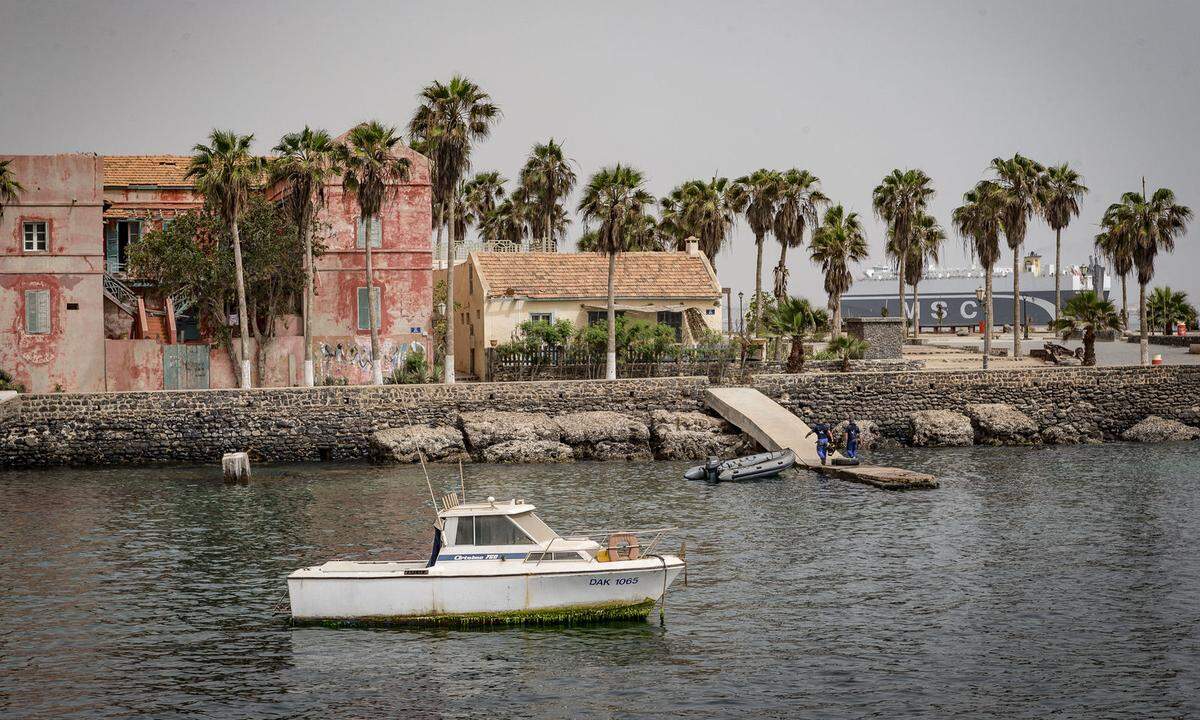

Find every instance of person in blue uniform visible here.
[844,420,861,459]
[805,422,832,465]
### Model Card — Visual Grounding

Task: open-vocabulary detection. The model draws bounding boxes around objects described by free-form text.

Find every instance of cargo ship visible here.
[841,252,1111,329]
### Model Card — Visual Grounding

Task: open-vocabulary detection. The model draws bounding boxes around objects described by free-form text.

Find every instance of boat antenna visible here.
[417,450,439,514]
[458,460,466,503]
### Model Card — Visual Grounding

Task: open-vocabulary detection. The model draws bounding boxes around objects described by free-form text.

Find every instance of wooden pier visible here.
[704,387,937,490]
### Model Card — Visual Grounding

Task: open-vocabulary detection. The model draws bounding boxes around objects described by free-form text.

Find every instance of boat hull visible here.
[288,561,684,626]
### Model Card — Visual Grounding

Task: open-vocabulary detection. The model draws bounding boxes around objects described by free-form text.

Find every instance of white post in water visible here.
[222,452,251,483]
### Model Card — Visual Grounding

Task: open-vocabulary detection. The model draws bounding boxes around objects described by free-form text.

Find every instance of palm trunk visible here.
[1012,248,1021,358]
[1054,226,1062,321]
[1139,281,1148,366]
[983,268,993,370]
[753,234,764,337]
[775,243,789,300]
[911,282,920,338]
[1084,328,1096,366]
[231,219,252,389]
[606,252,617,380]
[434,203,446,257]
[444,200,456,383]
[546,206,554,252]
[1120,272,1129,328]
[830,294,842,341]
[302,210,315,387]
[786,333,805,373]
[897,255,907,336]
[365,215,383,385]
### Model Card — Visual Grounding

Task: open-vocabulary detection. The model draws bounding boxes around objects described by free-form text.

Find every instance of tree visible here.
[873,169,935,337]
[765,296,823,373]
[1039,163,1088,320]
[828,335,869,371]
[460,171,507,245]
[1102,187,1192,364]
[270,127,340,387]
[1094,221,1135,328]
[577,165,655,380]
[480,197,530,249]
[733,169,782,336]
[520,139,576,251]
[809,204,868,339]
[1051,291,1121,366]
[0,159,24,220]
[187,130,264,389]
[340,121,412,385]
[659,177,744,265]
[409,75,501,384]
[988,153,1045,358]
[952,181,1005,368]
[1146,286,1195,334]
[772,169,827,301]
[900,212,946,337]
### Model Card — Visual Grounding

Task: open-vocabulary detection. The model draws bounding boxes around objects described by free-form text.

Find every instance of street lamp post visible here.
[737,292,745,334]
[975,286,988,370]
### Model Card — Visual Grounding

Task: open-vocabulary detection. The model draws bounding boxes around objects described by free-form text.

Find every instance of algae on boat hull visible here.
[293,599,658,629]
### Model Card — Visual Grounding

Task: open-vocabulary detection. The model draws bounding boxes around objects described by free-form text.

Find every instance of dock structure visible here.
[704,387,937,490]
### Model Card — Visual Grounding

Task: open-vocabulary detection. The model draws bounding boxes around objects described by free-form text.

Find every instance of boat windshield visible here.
[454,514,533,546]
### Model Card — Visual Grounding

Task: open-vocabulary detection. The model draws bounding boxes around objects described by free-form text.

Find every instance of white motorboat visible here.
[287,495,685,626]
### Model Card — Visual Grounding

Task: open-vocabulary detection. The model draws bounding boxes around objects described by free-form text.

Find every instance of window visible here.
[588,310,625,326]
[356,287,381,330]
[526,551,585,562]
[24,289,50,334]
[23,222,48,252]
[657,311,684,341]
[453,515,532,546]
[105,221,142,273]
[356,215,382,248]
[529,312,553,324]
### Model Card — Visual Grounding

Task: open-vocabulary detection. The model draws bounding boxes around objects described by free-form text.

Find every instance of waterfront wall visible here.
[2,367,1198,468]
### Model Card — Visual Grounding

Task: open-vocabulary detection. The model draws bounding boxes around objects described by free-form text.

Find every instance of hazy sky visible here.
[3,0,1198,302]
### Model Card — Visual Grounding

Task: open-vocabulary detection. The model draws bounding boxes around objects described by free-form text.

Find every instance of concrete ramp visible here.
[704,387,937,490]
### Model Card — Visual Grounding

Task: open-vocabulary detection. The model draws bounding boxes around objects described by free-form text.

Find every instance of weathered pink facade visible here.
[0,154,107,393]
[1,140,434,392]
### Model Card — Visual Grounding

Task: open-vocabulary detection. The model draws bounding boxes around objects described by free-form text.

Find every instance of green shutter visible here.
[25,289,50,334]
[356,217,366,249]
[358,287,381,330]
[357,215,381,248]
[105,224,119,271]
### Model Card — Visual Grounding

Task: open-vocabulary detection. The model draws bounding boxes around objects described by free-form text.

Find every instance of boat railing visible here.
[558,527,677,561]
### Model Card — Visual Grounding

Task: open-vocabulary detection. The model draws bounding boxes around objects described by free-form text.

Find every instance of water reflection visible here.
[2,444,1199,718]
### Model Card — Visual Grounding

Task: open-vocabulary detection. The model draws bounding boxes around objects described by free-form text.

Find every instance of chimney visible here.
[685,236,700,256]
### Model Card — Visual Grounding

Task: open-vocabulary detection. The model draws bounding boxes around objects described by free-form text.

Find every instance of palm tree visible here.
[900,212,946,337]
[1103,188,1192,364]
[809,204,868,339]
[765,296,821,373]
[988,153,1045,357]
[460,171,507,245]
[1039,163,1088,320]
[187,130,264,389]
[733,169,782,336]
[409,75,501,384]
[1146,286,1194,334]
[952,181,1005,368]
[270,127,340,387]
[577,165,655,380]
[828,335,870,372]
[660,178,744,265]
[0,159,24,220]
[1094,218,1134,327]
[480,197,530,249]
[520,139,576,251]
[340,121,412,385]
[1051,291,1121,366]
[873,169,935,336]
[772,169,827,301]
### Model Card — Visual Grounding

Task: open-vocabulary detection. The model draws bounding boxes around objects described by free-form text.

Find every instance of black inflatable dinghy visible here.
[683,449,796,482]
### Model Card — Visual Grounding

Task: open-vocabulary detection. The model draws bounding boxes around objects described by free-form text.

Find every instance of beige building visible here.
[447,243,723,379]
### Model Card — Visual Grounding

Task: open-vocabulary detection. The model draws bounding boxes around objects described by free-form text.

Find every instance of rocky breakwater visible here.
[370,408,750,464]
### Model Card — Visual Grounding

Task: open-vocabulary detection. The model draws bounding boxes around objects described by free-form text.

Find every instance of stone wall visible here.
[844,317,904,359]
[752,366,1200,442]
[0,377,709,467]
[1126,334,1197,347]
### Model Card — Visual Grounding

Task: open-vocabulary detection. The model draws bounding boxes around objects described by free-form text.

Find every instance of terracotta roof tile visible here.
[104,155,194,187]
[472,252,720,300]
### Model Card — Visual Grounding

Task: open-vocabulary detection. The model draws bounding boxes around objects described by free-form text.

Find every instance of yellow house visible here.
[448,242,723,379]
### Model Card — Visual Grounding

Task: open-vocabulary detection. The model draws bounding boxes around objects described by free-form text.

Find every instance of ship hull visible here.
[841,288,1110,327]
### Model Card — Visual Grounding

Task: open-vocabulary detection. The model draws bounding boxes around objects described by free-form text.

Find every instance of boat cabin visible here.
[433,498,612,564]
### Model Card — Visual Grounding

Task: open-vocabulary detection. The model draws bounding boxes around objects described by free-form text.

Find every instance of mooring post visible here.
[222,451,251,483]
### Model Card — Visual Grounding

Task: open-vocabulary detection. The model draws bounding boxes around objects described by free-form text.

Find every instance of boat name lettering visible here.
[453,553,499,561]
[590,577,638,586]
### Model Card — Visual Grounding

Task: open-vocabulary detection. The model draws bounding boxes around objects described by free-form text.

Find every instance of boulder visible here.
[459,411,560,449]
[965,403,1040,445]
[651,410,752,460]
[832,419,881,452]
[1122,416,1200,443]
[1041,422,1103,445]
[909,410,974,447]
[482,439,574,463]
[369,425,469,463]
[555,411,652,460]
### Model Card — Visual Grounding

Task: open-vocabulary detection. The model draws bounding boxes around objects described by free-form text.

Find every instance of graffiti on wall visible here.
[318,337,426,379]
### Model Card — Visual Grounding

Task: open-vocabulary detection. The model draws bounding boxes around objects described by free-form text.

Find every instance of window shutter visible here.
[357,287,369,329]
[105,224,120,271]
[358,215,381,248]
[356,217,366,249]
[25,289,50,334]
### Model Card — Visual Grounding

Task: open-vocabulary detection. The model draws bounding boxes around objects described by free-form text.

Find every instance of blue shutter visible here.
[358,215,381,248]
[105,224,119,272]
[356,217,366,249]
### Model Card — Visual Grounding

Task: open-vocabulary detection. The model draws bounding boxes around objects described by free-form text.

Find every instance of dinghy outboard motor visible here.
[703,456,721,482]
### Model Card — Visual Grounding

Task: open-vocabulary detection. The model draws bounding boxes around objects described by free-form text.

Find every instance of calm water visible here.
[2,444,1199,719]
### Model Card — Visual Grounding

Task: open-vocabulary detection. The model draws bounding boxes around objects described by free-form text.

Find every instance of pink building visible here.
[0,142,432,393]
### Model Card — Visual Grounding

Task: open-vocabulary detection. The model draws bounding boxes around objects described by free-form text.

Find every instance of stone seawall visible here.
[753,366,1200,443]
[2,368,1198,468]
[0,377,709,467]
